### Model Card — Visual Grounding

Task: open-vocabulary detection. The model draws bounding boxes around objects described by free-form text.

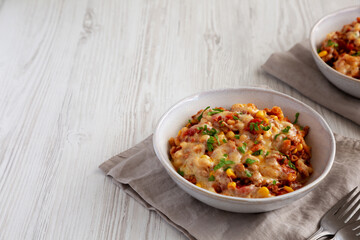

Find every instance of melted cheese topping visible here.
[169,104,312,198]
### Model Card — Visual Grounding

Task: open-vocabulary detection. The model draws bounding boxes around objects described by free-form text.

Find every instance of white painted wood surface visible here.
[0,0,359,239]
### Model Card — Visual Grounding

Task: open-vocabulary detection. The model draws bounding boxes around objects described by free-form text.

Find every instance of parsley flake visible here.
[245,170,252,177]
[197,106,210,121]
[237,143,247,154]
[208,175,215,181]
[282,126,291,133]
[252,149,263,156]
[245,158,257,164]
[177,169,184,176]
[207,136,215,152]
[208,108,224,116]
[288,161,296,170]
[293,112,300,124]
[261,124,271,131]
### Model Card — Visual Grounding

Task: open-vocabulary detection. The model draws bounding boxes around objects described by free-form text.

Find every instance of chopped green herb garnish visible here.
[222,139,227,143]
[213,158,234,171]
[327,40,338,47]
[288,161,296,170]
[282,126,291,133]
[317,49,321,53]
[208,175,215,181]
[265,151,270,156]
[237,143,247,154]
[245,170,252,177]
[293,112,300,124]
[274,134,280,140]
[235,134,240,139]
[233,115,239,120]
[177,169,184,176]
[224,160,235,165]
[252,149,263,156]
[280,152,290,159]
[245,158,257,164]
[254,140,259,144]
[250,123,254,131]
[188,119,192,124]
[261,124,271,131]
[208,108,224,116]
[352,51,360,56]
[223,166,231,171]
[223,153,228,157]
[273,180,276,185]
[207,136,215,152]
[283,137,288,140]
[197,106,210,121]
[215,134,220,145]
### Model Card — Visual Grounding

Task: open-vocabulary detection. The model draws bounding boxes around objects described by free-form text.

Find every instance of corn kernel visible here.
[227,119,235,125]
[297,144,303,151]
[226,168,236,178]
[318,50,328,57]
[263,118,269,124]
[200,155,211,160]
[271,116,278,121]
[264,130,272,138]
[178,130,181,136]
[256,110,265,119]
[292,148,298,154]
[226,131,235,139]
[284,186,294,192]
[258,155,264,161]
[196,182,202,188]
[257,186,270,197]
[227,182,236,189]
[186,123,191,127]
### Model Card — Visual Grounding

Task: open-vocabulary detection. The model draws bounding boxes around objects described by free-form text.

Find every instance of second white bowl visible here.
[310,6,360,98]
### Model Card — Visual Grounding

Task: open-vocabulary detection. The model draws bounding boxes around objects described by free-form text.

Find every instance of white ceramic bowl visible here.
[153,87,335,213]
[310,6,360,98]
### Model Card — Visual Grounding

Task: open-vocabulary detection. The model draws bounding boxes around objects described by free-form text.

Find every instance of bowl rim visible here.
[153,87,336,203]
[309,5,360,84]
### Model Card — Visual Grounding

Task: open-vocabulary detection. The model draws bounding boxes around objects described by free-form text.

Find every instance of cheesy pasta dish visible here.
[169,104,312,198]
[318,17,360,79]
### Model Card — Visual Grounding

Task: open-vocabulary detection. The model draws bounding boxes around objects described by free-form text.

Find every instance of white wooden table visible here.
[1,0,359,239]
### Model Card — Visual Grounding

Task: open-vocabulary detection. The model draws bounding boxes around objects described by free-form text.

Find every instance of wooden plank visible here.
[0,0,358,239]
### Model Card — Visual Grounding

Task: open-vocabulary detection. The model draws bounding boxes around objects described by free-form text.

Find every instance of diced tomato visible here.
[184,127,197,137]
[213,115,222,122]
[225,114,233,121]
[185,175,197,184]
[246,118,263,134]
[347,43,355,51]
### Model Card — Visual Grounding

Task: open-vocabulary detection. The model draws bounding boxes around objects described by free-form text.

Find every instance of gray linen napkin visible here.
[100,134,360,240]
[262,40,360,125]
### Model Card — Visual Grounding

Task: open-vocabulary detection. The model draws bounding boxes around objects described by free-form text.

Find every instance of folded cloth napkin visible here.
[262,39,360,125]
[100,134,360,240]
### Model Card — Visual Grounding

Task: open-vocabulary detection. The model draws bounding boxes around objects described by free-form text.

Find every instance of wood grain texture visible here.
[0,0,359,239]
